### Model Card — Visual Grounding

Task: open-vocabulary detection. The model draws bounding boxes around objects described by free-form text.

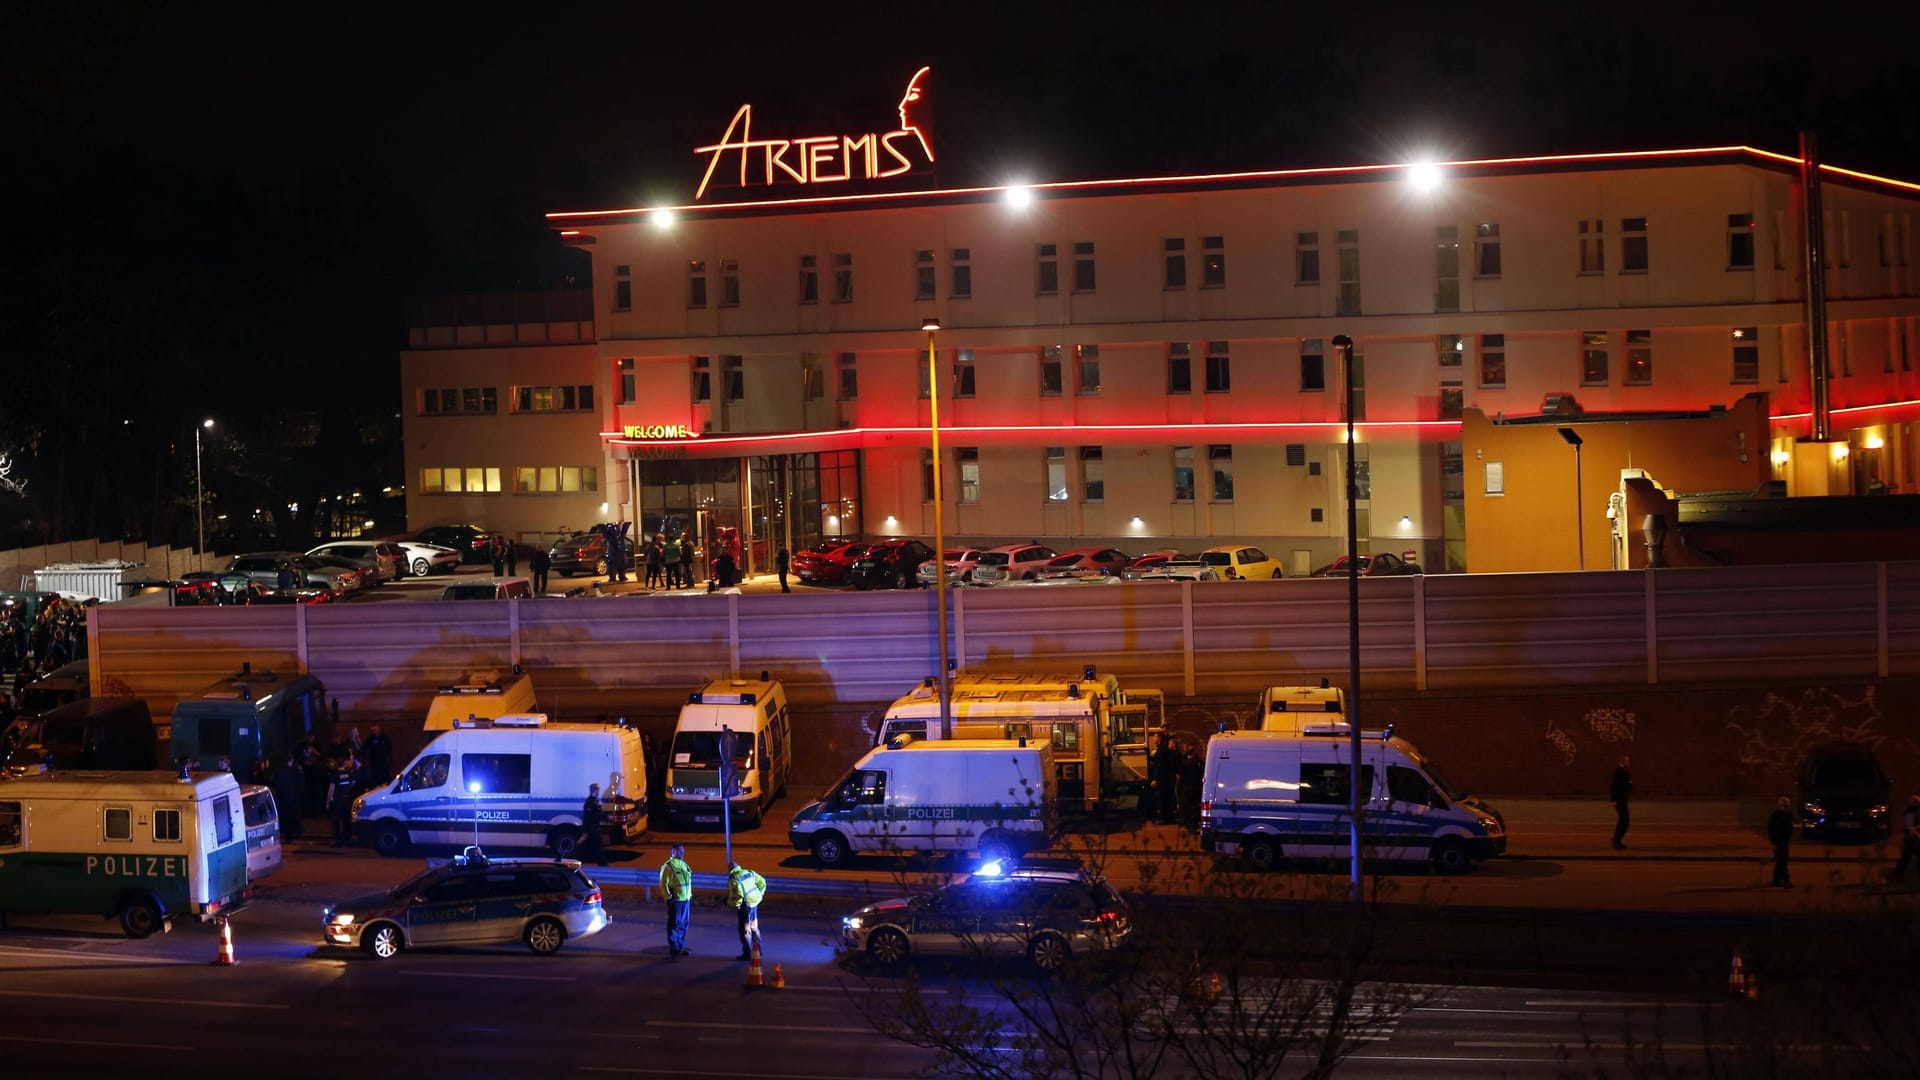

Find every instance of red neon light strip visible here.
[601,419,1464,447]
[1771,397,1920,423]
[547,145,1920,223]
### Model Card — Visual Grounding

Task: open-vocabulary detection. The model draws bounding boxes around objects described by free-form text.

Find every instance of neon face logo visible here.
[693,66,934,200]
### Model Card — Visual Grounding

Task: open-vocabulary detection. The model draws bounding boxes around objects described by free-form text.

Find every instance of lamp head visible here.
[921,317,941,332]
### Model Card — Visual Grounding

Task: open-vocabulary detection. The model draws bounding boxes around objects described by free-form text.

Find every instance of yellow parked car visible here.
[1200,545,1285,580]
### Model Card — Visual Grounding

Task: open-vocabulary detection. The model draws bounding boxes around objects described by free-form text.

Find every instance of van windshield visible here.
[672,731,752,770]
[1419,760,1466,803]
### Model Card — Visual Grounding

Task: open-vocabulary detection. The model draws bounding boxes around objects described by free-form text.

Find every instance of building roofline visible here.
[547,145,1920,228]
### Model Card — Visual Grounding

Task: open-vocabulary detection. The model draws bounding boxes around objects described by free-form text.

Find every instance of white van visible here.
[789,737,1058,867]
[664,676,792,829]
[355,716,647,858]
[1198,728,1506,874]
[240,783,283,882]
[423,668,540,732]
[0,769,251,937]
[1258,683,1347,733]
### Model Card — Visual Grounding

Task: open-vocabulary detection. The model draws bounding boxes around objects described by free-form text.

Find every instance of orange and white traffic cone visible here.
[212,917,236,966]
[1208,972,1222,1000]
[771,962,786,989]
[745,939,764,988]
[1726,946,1745,996]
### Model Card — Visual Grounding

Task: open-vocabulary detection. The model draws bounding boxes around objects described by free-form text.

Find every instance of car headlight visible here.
[1801,801,1824,816]
[842,915,863,931]
[1870,804,1889,817]
[329,913,356,926]
[1477,816,1499,831]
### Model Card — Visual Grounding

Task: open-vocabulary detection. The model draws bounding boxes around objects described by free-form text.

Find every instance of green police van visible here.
[170,663,327,775]
[0,769,251,937]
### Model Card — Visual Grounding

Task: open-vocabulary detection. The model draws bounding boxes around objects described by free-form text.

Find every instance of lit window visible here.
[957,448,980,503]
[1172,446,1194,502]
[1164,238,1186,289]
[1046,447,1067,502]
[1437,334,1464,368]
[1479,334,1506,387]
[1202,236,1226,287]
[1625,330,1653,385]
[1485,460,1505,496]
[1581,331,1610,386]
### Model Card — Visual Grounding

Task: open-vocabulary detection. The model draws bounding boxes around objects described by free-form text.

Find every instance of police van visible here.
[240,783,283,882]
[789,736,1058,867]
[0,769,251,937]
[423,667,540,731]
[170,663,328,775]
[355,715,648,859]
[874,669,1163,813]
[1198,727,1507,874]
[664,675,792,829]
[1258,682,1348,733]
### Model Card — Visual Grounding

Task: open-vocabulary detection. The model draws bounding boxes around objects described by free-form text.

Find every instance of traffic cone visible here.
[211,917,236,966]
[1208,972,1222,1000]
[1743,972,1759,1000]
[771,962,786,989]
[1726,946,1744,996]
[745,939,764,988]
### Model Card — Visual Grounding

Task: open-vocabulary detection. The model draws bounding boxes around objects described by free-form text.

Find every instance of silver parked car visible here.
[308,541,400,584]
[225,552,361,595]
[323,849,610,959]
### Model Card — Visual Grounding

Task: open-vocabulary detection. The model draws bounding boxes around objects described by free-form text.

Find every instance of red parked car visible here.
[1039,547,1134,579]
[1313,552,1423,578]
[791,541,871,585]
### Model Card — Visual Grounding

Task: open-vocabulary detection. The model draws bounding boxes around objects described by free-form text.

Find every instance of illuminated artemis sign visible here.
[622,424,696,439]
[693,66,933,200]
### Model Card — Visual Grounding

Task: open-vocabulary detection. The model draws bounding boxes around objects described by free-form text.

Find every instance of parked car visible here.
[441,577,533,601]
[225,552,360,595]
[1313,552,1422,578]
[917,547,988,586]
[394,541,462,578]
[840,862,1131,973]
[1118,551,1183,580]
[791,541,870,585]
[308,542,400,585]
[849,540,934,590]
[547,529,610,577]
[413,524,494,565]
[1133,560,1220,582]
[302,552,377,591]
[1796,743,1892,842]
[322,849,609,959]
[970,544,1059,585]
[1038,548,1134,579]
[1200,545,1285,581]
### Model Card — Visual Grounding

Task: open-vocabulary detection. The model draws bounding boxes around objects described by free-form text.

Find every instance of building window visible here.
[692,356,712,403]
[957,448,980,503]
[617,359,635,405]
[1578,220,1604,274]
[1311,507,1325,523]
[1046,447,1067,501]
[1296,231,1320,285]
[614,264,632,311]
[1838,210,1852,268]
[1479,333,1506,387]
[1336,230,1361,315]
[801,356,823,401]
[688,260,708,308]
[1727,214,1755,270]
[1484,461,1504,496]
[1209,445,1234,502]
[1204,341,1231,393]
[1036,243,1058,295]
[953,349,976,398]
[1285,444,1306,467]
[422,387,498,415]
[1438,334,1465,368]
[1201,235,1226,288]
[799,255,818,304]
[917,351,931,399]
[1435,225,1460,312]
[1581,331,1610,385]
[720,259,740,306]
[921,450,935,503]
[722,355,744,401]
[1073,242,1096,292]
[1348,351,1366,421]
[421,467,501,495]
[1039,346,1064,396]
[1899,320,1911,372]
[1167,343,1192,394]
[1300,338,1325,392]
[1173,446,1194,502]
[1625,330,1652,385]
[1439,382,1464,420]
[514,466,599,494]
[1164,238,1187,289]
[1079,446,1105,502]
[950,248,971,298]
[1621,217,1649,273]
[513,385,594,413]
[1474,223,1502,277]
[914,250,935,300]
[1731,326,1759,383]
[1076,345,1101,395]
[832,254,853,302]
[836,352,857,400]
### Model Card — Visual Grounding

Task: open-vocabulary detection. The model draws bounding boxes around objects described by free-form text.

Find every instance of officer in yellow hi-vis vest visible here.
[727,861,767,960]
[659,844,693,957]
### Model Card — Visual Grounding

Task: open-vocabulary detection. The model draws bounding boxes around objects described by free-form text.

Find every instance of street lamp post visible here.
[1557,428,1585,571]
[923,318,953,739]
[1333,334,1363,903]
[194,419,214,556]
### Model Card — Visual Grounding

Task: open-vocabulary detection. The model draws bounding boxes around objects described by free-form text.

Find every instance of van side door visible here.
[397,752,454,844]
[1379,763,1442,861]
[844,769,890,851]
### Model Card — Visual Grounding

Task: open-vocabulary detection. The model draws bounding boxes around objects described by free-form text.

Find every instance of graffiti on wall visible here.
[1544,707,1638,766]
[1724,685,1895,780]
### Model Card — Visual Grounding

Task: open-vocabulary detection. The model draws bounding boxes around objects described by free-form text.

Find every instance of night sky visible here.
[4,1,1916,547]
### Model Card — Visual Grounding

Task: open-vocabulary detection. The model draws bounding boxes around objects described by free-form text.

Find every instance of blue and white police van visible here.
[1198,727,1506,874]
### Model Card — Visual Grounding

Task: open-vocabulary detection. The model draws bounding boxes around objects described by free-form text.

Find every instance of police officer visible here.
[728,860,767,960]
[326,751,361,846]
[579,783,607,866]
[659,843,693,957]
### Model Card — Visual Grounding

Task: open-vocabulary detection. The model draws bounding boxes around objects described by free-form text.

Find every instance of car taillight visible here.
[1096,909,1119,923]
[1200,799,1212,822]
[1225,567,1239,579]
[585,890,602,905]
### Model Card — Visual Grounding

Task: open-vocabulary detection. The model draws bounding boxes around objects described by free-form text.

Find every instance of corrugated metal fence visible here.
[89,563,1920,723]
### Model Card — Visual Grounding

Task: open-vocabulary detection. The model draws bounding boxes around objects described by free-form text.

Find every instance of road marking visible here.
[1414,1005,1581,1016]
[643,1020,874,1035]
[0,1034,194,1052]
[396,970,577,983]
[1459,1040,1716,1050]
[0,989,287,1011]
[0,944,192,965]
[1523,1000,1710,1009]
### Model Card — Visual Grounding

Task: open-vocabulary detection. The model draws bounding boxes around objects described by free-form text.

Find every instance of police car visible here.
[840,861,1130,973]
[322,848,608,959]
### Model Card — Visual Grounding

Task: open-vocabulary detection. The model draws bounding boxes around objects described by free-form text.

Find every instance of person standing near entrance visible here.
[659,843,693,956]
[775,544,791,593]
[678,531,696,590]
[1767,795,1795,888]
[1610,755,1633,849]
[662,534,682,588]
[529,546,550,594]
[644,536,664,589]
[728,860,766,959]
